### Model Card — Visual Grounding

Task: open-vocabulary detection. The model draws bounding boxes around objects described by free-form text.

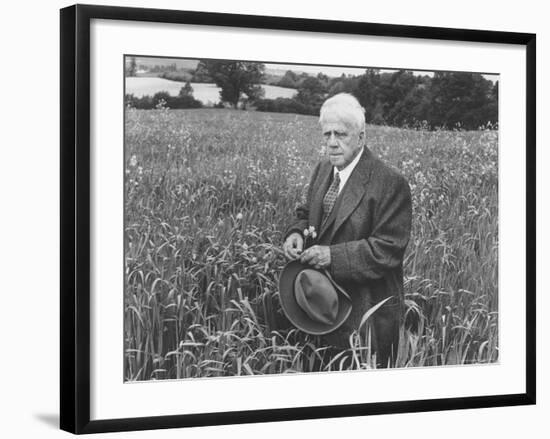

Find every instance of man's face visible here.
[320,112,364,171]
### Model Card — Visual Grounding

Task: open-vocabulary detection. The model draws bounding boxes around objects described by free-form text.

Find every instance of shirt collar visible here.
[333,147,364,190]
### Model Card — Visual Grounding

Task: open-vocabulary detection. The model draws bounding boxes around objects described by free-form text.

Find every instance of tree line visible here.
[259,68,498,130]
[125,82,202,110]
[126,59,498,130]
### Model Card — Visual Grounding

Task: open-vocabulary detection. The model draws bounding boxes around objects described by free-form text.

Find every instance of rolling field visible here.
[125,77,297,105]
[124,108,498,380]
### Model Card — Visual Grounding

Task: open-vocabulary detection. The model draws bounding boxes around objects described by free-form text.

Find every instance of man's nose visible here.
[327,133,338,146]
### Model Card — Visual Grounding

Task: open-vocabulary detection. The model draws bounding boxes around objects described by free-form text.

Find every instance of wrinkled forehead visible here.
[319,109,361,131]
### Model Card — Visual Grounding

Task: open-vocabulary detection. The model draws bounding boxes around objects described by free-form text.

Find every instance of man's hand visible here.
[299,245,331,270]
[283,233,304,260]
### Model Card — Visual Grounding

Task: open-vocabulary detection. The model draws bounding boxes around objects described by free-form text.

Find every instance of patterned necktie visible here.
[322,171,340,224]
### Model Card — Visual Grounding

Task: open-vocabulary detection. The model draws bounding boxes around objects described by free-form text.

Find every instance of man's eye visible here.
[324,132,347,139]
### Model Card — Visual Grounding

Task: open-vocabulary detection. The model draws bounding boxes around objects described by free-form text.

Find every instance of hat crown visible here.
[278,260,352,335]
[294,270,338,325]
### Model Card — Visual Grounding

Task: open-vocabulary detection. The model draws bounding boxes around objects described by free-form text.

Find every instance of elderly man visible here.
[282,93,412,367]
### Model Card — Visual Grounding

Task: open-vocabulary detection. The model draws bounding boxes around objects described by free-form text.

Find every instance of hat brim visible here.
[279,260,352,335]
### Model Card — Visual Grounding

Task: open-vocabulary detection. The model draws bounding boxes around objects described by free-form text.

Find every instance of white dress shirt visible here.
[333,147,364,195]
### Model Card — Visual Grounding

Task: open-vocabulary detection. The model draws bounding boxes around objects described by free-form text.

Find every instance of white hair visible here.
[319,93,366,133]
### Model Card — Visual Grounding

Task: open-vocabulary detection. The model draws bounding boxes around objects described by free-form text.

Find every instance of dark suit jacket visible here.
[285,147,412,351]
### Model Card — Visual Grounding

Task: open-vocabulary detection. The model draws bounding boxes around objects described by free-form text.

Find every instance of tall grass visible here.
[124,108,498,380]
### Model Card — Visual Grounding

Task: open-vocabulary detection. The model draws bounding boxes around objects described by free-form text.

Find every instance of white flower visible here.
[129,155,137,167]
[236,212,243,220]
[303,228,309,237]
[311,231,317,239]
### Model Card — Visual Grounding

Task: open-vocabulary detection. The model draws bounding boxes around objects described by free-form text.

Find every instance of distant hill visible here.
[131,57,199,70]
[129,58,325,78]
[266,67,310,77]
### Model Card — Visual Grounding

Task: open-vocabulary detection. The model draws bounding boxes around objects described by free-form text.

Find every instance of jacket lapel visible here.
[310,162,333,232]
[318,148,375,242]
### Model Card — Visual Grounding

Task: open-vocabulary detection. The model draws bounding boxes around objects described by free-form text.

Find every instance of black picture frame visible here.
[60,3,536,434]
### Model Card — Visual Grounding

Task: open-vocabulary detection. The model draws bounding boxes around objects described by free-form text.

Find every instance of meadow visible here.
[124,108,498,380]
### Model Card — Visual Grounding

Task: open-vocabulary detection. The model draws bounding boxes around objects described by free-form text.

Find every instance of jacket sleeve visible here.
[329,174,412,283]
[283,161,321,241]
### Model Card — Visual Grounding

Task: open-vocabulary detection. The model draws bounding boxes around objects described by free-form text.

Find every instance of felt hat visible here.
[278,260,352,335]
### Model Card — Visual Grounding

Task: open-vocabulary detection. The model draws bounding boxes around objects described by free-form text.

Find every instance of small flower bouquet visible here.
[303,225,317,248]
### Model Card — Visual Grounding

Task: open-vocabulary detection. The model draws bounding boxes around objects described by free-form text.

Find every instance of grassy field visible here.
[124,108,498,380]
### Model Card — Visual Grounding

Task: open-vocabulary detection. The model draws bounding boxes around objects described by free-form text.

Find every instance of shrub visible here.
[255,97,319,116]
[125,91,202,110]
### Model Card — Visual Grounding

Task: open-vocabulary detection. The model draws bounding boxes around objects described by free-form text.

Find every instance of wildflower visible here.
[236,212,243,220]
[304,226,317,243]
[129,155,137,167]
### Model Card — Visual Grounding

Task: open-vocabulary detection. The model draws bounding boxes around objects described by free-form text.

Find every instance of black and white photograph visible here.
[123,56,499,380]
[0,0,544,436]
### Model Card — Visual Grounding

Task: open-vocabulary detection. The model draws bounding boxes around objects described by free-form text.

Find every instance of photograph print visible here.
[124,56,499,381]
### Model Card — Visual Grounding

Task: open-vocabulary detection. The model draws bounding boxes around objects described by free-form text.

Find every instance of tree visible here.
[295,76,326,110]
[383,71,420,126]
[126,57,137,77]
[179,81,194,97]
[485,80,498,127]
[278,70,299,88]
[371,101,386,125]
[354,68,381,123]
[316,72,330,92]
[328,81,346,97]
[427,72,495,129]
[199,60,265,108]
[192,62,212,83]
